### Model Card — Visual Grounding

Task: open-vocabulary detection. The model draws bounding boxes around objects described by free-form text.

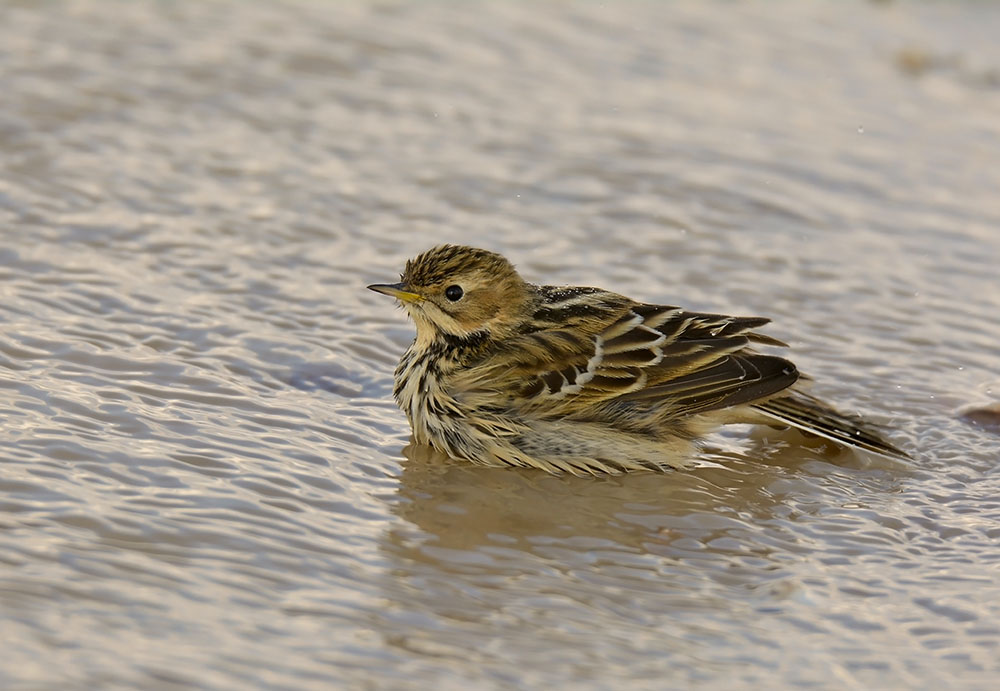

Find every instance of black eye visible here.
[444,285,464,302]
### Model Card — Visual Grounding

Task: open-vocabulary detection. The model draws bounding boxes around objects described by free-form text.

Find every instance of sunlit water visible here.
[2,1,999,688]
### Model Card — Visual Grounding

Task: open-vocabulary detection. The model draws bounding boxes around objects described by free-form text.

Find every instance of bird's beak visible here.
[367,281,424,304]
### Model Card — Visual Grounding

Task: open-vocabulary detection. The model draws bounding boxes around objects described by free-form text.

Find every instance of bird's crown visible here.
[402,245,518,288]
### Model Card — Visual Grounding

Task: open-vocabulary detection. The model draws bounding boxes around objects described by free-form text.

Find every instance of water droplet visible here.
[857,125,865,134]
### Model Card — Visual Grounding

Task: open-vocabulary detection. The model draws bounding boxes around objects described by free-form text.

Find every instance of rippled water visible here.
[2,1,999,688]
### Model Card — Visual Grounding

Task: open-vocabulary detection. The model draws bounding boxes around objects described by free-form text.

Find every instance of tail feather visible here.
[752,393,910,460]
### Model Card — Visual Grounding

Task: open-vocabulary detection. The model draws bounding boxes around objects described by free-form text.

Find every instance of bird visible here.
[368,244,908,475]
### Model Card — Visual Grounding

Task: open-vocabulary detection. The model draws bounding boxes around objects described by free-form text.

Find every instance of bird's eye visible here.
[444,285,464,302]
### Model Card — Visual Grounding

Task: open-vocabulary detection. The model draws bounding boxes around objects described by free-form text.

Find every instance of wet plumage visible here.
[368,245,908,475]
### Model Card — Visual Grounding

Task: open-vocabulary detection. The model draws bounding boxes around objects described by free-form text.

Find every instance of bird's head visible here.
[368,245,534,346]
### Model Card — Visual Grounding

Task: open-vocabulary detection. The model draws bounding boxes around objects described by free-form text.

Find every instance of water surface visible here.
[2,1,999,688]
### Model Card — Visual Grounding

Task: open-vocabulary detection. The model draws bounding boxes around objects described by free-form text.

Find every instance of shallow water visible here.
[2,1,999,688]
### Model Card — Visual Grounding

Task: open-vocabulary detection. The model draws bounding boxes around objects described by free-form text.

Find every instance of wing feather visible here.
[753,393,910,458]
[455,293,794,419]
[621,354,798,415]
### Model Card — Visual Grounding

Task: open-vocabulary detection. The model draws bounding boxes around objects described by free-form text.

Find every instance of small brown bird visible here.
[368,245,907,475]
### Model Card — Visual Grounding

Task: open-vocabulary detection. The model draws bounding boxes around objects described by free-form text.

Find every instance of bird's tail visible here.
[752,392,910,460]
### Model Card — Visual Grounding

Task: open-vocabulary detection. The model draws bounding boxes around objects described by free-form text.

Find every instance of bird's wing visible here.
[611,305,798,416]
[456,301,798,419]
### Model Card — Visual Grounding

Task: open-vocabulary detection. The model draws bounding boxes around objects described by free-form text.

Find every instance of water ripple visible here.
[2,0,1000,688]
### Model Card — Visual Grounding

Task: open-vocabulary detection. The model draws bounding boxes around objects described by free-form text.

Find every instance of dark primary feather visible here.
[619,353,798,416]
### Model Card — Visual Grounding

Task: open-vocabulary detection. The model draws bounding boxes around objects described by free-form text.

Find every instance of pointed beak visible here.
[367,281,424,304]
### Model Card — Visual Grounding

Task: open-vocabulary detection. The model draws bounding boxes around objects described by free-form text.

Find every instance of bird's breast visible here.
[393,346,467,450]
